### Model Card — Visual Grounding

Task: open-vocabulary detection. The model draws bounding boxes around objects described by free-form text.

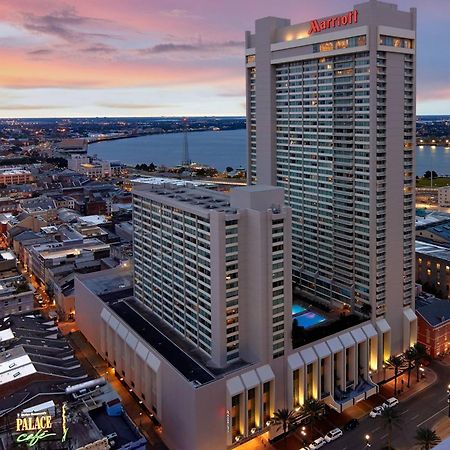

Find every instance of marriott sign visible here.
[308,10,358,35]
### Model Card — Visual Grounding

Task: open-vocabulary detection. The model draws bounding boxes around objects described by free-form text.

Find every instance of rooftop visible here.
[415,241,450,263]
[134,181,238,214]
[416,297,450,327]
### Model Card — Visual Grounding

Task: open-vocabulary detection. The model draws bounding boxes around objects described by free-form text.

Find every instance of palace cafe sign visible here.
[15,403,69,447]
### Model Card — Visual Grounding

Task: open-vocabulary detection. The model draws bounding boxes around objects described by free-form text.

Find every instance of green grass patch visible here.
[416,177,450,188]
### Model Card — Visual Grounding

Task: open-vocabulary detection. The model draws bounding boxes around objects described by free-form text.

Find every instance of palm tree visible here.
[380,406,402,450]
[414,343,429,382]
[272,408,298,448]
[300,398,325,434]
[386,355,403,396]
[415,427,441,450]
[404,347,416,388]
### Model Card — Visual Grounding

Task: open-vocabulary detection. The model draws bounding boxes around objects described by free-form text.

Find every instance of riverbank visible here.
[88,128,247,172]
[88,126,245,145]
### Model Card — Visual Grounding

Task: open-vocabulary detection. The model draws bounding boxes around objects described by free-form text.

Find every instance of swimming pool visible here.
[293,311,327,329]
[292,304,306,315]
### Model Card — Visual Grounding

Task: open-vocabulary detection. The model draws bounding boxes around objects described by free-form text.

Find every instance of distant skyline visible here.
[0,0,449,118]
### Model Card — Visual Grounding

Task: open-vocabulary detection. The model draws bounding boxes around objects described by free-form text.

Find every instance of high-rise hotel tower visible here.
[246,0,417,354]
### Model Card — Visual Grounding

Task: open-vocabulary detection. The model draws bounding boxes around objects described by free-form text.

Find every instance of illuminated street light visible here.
[447,385,450,417]
[365,434,371,448]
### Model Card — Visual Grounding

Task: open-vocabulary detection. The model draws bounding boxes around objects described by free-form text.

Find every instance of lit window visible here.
[320,42,334,52]
[335,39,349,50]
[426,269,431,276]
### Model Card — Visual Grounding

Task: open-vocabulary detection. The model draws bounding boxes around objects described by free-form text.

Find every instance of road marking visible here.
[380,433,388,440]
[372,427,381,433]
[416,406,448,428]
[410,414,420,421]
[399,409,409,416]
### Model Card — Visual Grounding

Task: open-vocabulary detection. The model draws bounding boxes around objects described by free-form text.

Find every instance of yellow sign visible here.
[16,413,52,432]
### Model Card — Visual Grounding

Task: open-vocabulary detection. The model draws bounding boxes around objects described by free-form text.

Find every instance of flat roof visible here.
[110,301,215,385]
[416,241,450,263]
[133,181,237,214]
[416,297,450,327]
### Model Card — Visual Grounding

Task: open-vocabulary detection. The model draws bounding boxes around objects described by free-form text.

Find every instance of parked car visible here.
[309,437,326,449]
[324,428,343,442]
[343,418,359,431]
[369,406,384,418]
[382,397,399,409]
[300,447,309,450]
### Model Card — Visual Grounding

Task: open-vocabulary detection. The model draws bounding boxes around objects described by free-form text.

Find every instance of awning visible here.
[126,332,138,349]
[227,376,244,397]
[403,308,417,322]
[351,328,366,344]
[300,347,317,365]
[136,342,149,361]
[241,370,259,389]
[100,308,111,323]
[362,323,377,339]
[288,353,304,370]
[146,351,161,372]
[376,318,391,334]
[108,315,119,330]
[339,332,355,348]
[314,342,331,359]
[117,323,128,339]
[327,337,343,353]
[256,365,275,383]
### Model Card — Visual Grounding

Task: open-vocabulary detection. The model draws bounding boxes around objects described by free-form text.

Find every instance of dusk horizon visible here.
[1,0,449,118]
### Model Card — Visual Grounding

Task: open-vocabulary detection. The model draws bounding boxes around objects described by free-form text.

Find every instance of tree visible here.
[424,170,438,179]
[380,406,402,450]
[300,399,325,434]
[386,355,403,396]
[415,427,441,450]
[414,342,429,382]
[272,408,297,448]
[225,166,234,173]
[404,347,416,388]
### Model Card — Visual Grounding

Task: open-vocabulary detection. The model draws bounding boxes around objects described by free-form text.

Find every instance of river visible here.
[89,130,450,176]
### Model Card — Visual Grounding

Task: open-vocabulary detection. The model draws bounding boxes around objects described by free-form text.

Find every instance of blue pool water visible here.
[292,304,327,329]
[292,304,306,315]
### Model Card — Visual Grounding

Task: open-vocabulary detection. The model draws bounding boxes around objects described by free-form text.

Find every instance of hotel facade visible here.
[74,1,418,449]
[246,0,417,355]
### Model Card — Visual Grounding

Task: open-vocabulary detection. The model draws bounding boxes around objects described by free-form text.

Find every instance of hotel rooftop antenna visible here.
[181,117,191,166]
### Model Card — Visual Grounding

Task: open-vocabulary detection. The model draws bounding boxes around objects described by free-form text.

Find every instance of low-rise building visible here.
[56,138,88,156]
[438,186,450,207]
[24,238,110,288]
[0,313,146,450]
[416,241,450,299]
[416,296,450,357]
[0,168,33,185]
[0,274,34,318]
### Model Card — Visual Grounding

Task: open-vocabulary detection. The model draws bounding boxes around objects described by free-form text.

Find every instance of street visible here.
[323,360,449,450]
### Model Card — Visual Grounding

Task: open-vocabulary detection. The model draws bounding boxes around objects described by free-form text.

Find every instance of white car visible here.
[382,397,399,409]
[369,406,384,418]
[309,437,326,449]
[324,428,343,442]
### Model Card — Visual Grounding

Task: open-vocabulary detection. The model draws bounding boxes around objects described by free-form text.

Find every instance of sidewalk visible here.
[380,366,437,401]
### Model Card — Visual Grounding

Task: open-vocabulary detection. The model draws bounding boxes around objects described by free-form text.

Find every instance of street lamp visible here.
[365,434,371,448]
[447,385,450,417]
[300,426,307,445]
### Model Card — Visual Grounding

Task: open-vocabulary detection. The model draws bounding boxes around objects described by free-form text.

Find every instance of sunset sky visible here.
[0,0,448,118]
